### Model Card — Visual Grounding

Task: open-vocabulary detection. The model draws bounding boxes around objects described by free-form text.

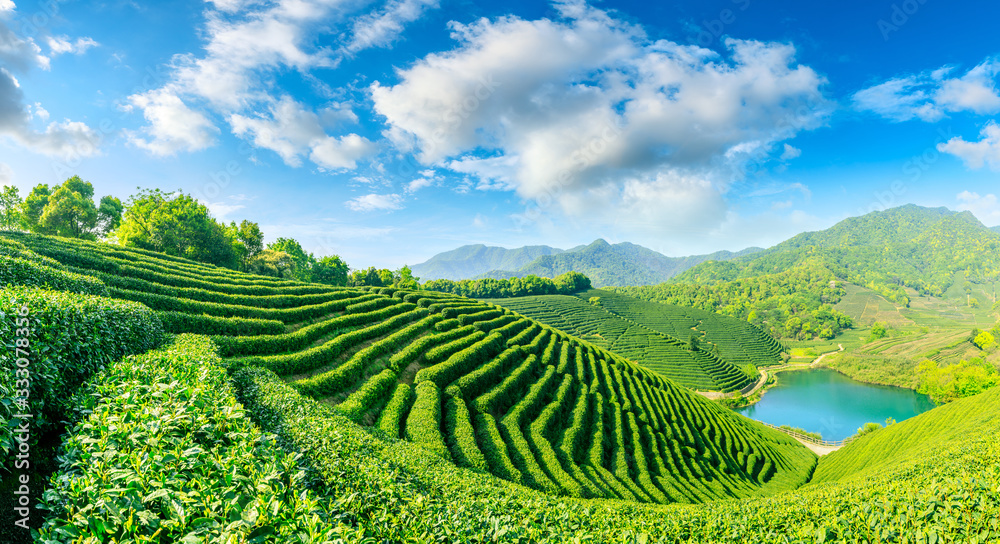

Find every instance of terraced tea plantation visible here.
[2,232,813,506]
[487,289,782,392]
[3,232,998,543]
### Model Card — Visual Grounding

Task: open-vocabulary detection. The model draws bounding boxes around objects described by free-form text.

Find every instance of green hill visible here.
[1,233,814,508]
[486,289,782,392]
[416,238,761,287]
[4,231,1000,543]
[411,243,562,280]
[616,205,1000,340]
[674,205,1000,303]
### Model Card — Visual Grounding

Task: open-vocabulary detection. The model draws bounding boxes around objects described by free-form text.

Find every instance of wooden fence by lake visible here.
[753,419,856,448]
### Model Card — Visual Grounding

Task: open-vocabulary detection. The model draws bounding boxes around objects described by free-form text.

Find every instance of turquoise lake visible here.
[735,368,937,441]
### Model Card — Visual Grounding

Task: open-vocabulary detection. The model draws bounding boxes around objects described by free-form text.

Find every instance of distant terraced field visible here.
[486,289,782,393]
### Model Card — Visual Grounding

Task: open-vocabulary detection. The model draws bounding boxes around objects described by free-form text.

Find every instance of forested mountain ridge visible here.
[477,239,761,287]
[671,205,1000,305]
[613,205,1000,340]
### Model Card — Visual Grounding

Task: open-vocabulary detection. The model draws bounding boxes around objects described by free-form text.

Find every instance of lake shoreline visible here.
[733,366,936,442]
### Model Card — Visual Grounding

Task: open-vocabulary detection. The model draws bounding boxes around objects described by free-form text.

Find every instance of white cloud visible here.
[31,102,48,120]
[0,68,100,159]
[0,162,11,184]
[0,19,98,158]
[406,175,434,192]
[127,0,402,169]
[0,1,15,12]
[853,58,1000,122]
[310,134,377,170]
[344,0,440,54]
[956,191,1000,226]
[230,96,326,166]
[346,193,403,212]
[46,35,98,56]
[780,143,801,160]
[229,96,375,169]
[937,122,1000,170]
[372,2,829,234]
[203,200,246,219]
[554,169,728,233]
[126,88,218,155]
[207,0,252,13]
[0,15,49,70]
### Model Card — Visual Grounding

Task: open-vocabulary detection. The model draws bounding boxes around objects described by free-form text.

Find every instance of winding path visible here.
[809,343,844,367]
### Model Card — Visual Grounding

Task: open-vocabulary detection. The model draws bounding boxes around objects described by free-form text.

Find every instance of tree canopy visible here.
[0,185,22,231]
[9,177,122,240]
[113,188,240,268]
[423,271,592,298]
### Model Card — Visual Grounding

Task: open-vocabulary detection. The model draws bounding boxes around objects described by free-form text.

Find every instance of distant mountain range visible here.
[411,239,761,287]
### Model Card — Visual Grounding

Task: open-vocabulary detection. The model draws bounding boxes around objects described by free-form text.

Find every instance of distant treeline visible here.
[423,271,591,298]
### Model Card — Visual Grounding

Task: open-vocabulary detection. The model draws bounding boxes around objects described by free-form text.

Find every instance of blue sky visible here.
[1,0,999,269]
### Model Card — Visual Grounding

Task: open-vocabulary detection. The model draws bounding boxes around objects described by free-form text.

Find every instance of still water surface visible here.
[736,368,936,441]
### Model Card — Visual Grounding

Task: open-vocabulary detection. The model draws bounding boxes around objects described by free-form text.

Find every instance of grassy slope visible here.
[7,232,815,506]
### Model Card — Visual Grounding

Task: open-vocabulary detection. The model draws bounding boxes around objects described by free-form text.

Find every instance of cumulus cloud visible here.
[344,0,440,54]
[229,96,375,169]
[311,134,377,170]
[47,35,98,56]
[372,1,829,233]
[956,190,1000,225]
[0,67,100,159]
[126,88,219,155]
[126,0,405,170]
[346,193,403,212]
[0,14,49,70]
[0,1,15,12]
[406,175,434,192]
[937,122,1000,170]
[853,58,1000,122]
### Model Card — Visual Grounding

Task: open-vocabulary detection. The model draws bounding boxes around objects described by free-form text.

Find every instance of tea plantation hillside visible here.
[3,232,999,542]
[1,233,815,507]
[486,289,782,392]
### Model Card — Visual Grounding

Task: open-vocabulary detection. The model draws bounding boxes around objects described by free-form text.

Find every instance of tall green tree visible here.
[349,266,396,287]
[394,265,419,289]
[13,177,121,240]
[0,185,23,231]
[268,238,312,280]
[313,255,349,286]
[246,249,294,277]
[96,195,124,237]
[19,184,52,233]
[40,177,99,239]
[114,188,238,268]
[228,220,264,270]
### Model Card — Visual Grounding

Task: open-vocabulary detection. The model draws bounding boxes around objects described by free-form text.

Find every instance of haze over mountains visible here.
[411,239,762,287]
